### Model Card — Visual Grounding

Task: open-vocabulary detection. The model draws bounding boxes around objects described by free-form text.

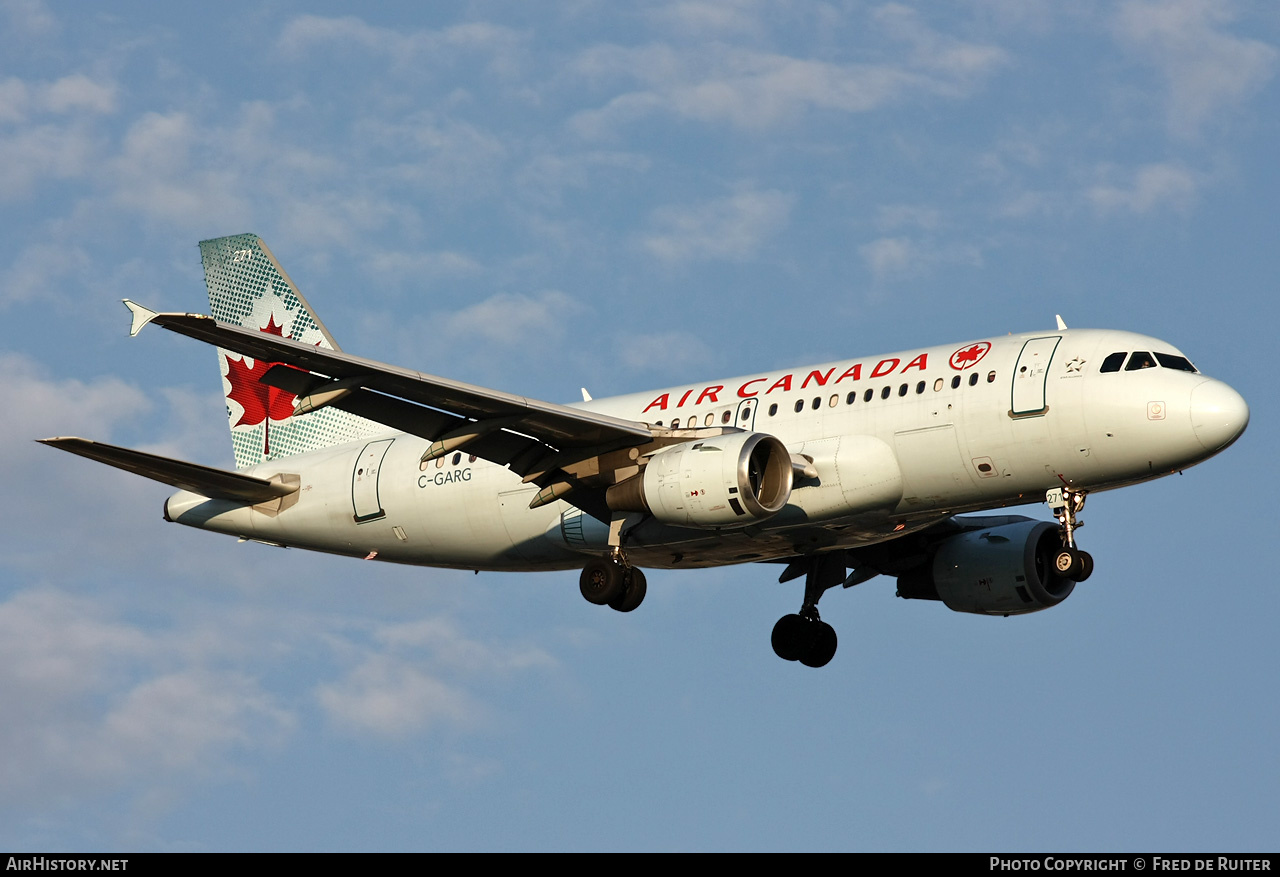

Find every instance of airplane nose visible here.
[1190,380,1250,452]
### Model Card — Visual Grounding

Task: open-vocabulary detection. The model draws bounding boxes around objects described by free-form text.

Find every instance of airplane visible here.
[40,233,1250,668]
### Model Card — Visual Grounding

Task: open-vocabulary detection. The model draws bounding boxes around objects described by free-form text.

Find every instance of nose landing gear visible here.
[1048,486,1093,582]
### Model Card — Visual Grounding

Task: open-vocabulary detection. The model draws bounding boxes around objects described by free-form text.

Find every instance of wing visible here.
[124,301,655,511]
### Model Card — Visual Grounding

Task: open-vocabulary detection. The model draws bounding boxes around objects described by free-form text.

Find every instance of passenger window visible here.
[768,403,777,417]
[1155,352,1197,372]
[1100,352,1127,373]
[811,397,821,410]
[794,399,804,413]
[934,378,943,392]
[968,373,979,386]
[951,375,961,389]
[864,388,874,402]
[916,381,926,394]
[670,418,680,429]
[898,383,908,397]
[987,371,996,383]
[469,455,477,463]
[451,453,461,466]
[740,408,750,422]
[704,413,715,426]
[846,392,857,405]
[1126,351,1156,371]
[721,410,731,424]
[880,386,891,400]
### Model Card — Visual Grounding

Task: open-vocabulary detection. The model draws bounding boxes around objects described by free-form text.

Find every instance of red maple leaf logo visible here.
[224,314,301,455]
[949,341,991,370]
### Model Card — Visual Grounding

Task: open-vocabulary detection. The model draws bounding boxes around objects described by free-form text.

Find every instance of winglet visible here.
[1055,314,1068,331]
[581,388,592,402]
[123,299,158,337]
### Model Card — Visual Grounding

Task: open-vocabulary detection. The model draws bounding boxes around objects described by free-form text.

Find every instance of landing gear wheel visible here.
[580,558,626,605]
[800,622,838,668]
[1076,551,1094,583]
[771,614,811,661]
[1054,547,1084,579]
[608,567,647,613]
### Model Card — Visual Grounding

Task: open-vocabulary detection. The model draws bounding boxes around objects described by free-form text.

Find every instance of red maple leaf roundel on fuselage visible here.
[224,314,300,428]
[949,341,991,370]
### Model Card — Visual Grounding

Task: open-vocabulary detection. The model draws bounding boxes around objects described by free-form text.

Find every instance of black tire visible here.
[800,622,838,668]
[771,614,813,662]
[1053,547,1083,579]
[1076,551,1094,582]
[609,567,647,612]
[580,558,626,605]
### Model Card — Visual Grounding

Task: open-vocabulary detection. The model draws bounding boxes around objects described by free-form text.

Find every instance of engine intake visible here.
[896,520,1075,615]
[607,432,792,528]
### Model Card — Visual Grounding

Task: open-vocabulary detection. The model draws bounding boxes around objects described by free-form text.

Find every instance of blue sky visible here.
[1,0,1276,852]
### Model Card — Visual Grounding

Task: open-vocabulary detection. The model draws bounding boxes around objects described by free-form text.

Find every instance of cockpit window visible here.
[1125,351,1157,371]
[1155,352,1197,372]
[1100,352,1126,373]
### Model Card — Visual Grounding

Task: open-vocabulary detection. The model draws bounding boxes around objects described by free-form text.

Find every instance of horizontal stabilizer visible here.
[38,437,297,503]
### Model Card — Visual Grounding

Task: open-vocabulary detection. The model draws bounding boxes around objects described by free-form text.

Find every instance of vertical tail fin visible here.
[200,233,384,469]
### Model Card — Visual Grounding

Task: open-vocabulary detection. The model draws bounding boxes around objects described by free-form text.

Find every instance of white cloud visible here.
[571,45,928,134]
[872,3,1010,81]
[366,249,482,283]
[877,204,942,231]
[0,589,292,804]
[570,9,1007,134]
[859,235,982,282]
[648,1,767,38]
[0,352,151,450]
[860,236,915,280]
[317,617,555,739]
[0,74,116,123]
[0,123,101,199]
[317,655,480,739]
[615,330,714,377]
[0,240,92,305]
[0,0,57,39]
[643,188,793,262]
[1114,0,1278,136]
[277,14,525,73]
[1088,162,1200,214]
[440,289,578,348]
[41,74,117,115]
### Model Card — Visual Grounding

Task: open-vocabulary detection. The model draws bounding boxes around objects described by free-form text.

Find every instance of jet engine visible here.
[895,520,1075,615]
[607,432,792,528]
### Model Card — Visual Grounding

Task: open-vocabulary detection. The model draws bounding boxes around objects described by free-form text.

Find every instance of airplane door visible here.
[352,438,394,522]
[1011,336,1061,416]
[735,398,757,431]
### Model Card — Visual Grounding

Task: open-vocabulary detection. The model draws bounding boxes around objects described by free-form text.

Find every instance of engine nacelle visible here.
[608,432,792,528]
[896,520,1074,616]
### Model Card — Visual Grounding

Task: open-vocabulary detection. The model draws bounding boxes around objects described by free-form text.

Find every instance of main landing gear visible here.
[579,550,647,613]
[772,552,845,668]
[1049,486,1093,582]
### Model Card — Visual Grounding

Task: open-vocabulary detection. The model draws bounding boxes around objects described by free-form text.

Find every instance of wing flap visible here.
[39,437,297,503]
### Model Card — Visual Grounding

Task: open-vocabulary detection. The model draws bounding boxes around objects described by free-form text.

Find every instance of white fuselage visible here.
[163,328,1248,571]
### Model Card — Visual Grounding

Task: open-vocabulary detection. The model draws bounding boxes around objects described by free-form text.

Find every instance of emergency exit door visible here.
[1011,336,1061,416]
[352,438,394,522]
